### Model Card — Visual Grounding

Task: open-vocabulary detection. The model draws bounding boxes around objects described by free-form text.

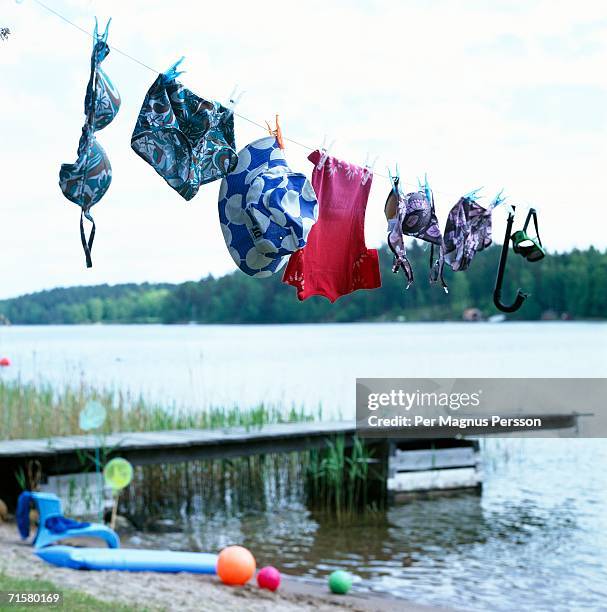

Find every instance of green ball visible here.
[328,570,353,594]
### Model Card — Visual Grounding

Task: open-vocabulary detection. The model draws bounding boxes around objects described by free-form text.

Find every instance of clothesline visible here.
[31,0,328,157]
[24,0,536,210]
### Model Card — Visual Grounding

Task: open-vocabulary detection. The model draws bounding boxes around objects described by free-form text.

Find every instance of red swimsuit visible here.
[283,150,381,302]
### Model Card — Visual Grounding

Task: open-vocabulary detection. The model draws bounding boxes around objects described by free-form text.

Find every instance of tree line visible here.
[0,244,604,324]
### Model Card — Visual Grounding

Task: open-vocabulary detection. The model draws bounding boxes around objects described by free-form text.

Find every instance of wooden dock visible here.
[0,414,579,508]
[0,414,579,474]
[0,421,358,476]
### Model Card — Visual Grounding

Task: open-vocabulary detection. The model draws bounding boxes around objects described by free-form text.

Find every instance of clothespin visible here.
[387,163,400,196]
[266,114,285,149]
[163,57,186,81]
[92,18,111,56]
[463,187,483,201]
[423,173,433,204]
[227,85,245,111]
[100,18,112,43]
[362,152,378,185]
[489,189,507,209]
[317,135,335,170]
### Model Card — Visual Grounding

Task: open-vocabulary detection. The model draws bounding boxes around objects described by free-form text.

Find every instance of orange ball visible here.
[217,546,256,586]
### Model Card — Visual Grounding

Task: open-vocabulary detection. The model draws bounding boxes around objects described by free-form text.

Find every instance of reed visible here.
[122,437,385,528]
[305,435,385,519]
[121,451,309,529]
[0,379,312,440]
[1,380,383,523]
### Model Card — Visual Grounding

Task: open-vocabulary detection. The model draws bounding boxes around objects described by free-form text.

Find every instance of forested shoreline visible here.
[0,245,604,324]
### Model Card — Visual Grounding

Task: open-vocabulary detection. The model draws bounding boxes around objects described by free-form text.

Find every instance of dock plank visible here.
[392,447,479,472]
[0,415,578,477]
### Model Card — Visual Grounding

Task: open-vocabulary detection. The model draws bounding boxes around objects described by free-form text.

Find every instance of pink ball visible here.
[257,566,281,591]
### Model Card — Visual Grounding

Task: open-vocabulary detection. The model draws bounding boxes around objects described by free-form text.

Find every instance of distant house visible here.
[462,308,483,322]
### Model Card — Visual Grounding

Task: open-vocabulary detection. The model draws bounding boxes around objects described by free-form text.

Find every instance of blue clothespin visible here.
[463,187,483,201]
[387,163,400,196]
[93,17,112,43]
[416,173,432,202]
[101,18,111,43]
[164,56,186,81]
[489,189,507,209]
[423,173,432,204]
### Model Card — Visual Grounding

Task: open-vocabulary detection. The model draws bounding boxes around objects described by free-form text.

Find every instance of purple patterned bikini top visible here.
[443,193,503,271]
[384,177,446,291]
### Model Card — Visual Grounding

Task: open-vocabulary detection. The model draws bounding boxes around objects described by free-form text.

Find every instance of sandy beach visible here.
[0,522,443,612]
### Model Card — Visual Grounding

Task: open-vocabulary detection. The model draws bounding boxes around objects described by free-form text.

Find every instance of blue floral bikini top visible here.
[59,19,121,268]
[131,58,238,200]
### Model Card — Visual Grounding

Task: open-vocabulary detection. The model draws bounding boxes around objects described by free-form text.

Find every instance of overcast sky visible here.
[1,0,605,299]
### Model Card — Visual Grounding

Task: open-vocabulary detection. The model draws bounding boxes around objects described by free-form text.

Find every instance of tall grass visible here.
[305,435,386,519]
[0,379,312,440]
[123,437,385,526]
[1,380,384,522]
[123,452,309,528]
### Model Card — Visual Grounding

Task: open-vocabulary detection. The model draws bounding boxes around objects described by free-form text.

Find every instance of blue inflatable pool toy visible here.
[36,546,218,574]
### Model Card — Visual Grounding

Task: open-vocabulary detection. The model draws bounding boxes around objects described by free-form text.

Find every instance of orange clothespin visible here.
[266,114,285,149]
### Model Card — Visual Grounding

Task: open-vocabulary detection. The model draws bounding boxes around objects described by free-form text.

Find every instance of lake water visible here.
[1,322,606,611]
[0,322,605,417]
[133,438,607,612]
